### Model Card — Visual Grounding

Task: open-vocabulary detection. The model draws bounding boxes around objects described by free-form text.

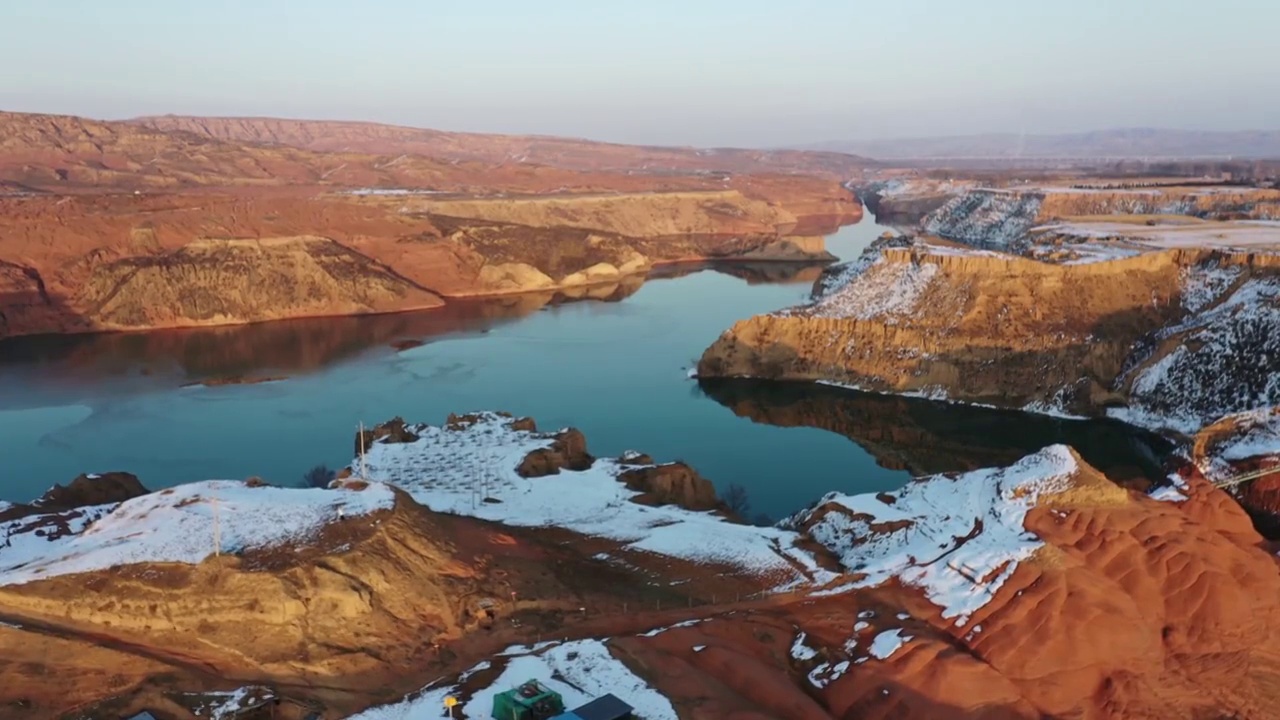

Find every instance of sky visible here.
[1,0,1278,147]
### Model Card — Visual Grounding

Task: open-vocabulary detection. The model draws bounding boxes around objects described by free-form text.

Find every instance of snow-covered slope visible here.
[0,481,393,586]
[807,234,911,301]
[1206,408,1280,463]
[786,445,1080,627]
[360,412,834,589]
[351,638,676,720]
[922,189,1044,248]
[1114,275,1280,433]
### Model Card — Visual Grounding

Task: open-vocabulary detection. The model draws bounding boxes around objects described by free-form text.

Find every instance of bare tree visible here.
[303,464,336,489]
[720,483,751,515]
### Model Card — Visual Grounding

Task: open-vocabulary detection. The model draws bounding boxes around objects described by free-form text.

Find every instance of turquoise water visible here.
[0,220,1168,518]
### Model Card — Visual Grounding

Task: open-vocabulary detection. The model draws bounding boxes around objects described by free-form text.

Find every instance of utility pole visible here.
[358,421,369,481]
[211,493,221,558]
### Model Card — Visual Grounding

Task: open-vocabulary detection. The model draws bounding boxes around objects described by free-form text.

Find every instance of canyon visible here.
[8,106,1280,720]
[0,111,862,339]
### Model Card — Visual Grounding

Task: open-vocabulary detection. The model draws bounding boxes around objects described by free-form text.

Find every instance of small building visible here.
[491,679,566,720]
[553,694,634,720]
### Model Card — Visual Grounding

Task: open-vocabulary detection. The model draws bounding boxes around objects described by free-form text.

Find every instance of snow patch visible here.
[0,482,393,586]
[1120,278,1280,433]
[1182,264,1242,313]
[807,660,851,688]
[790,631,819,661]
[343,188,449,196]
[189,687,275,719]
[923,190,1044,248]
[361,412,835,590]
[802,259,940,322]
[353,639,676,720]
[639,618,705,638]
[792,445,1078,626]
[1216,410,1280,462]
[869,629,913,660]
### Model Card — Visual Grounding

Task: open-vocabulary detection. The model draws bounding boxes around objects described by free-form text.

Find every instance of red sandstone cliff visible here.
[0,111,863,338]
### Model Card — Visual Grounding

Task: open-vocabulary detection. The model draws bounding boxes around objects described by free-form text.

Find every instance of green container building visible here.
[491,679,566,720]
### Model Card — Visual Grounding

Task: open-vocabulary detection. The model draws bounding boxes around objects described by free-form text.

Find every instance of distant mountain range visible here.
[805,128,1280,160]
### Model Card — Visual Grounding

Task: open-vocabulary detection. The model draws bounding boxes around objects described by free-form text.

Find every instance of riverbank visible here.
[0,219,1166,514]
[3,409,1277,719]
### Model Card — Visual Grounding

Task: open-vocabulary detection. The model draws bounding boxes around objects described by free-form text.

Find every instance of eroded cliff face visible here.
[0,491,482,675]
[698,237,1280,432]
[76,236,445,332]
[0,189,844,338]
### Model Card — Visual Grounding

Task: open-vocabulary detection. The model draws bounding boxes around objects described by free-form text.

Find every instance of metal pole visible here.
[212,495,221,558]
[359,422,368,481]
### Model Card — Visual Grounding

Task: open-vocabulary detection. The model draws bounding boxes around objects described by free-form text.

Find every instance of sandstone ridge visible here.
[698,233,1280,434]
[0,186,853,338]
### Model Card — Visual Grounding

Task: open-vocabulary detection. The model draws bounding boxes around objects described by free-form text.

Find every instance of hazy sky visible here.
[2,0,1277,146]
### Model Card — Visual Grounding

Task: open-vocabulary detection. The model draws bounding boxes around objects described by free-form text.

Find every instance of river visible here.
[0,219,1170,518]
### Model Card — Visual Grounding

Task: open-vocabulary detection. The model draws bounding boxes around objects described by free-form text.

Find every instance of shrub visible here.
[720,482,751,515]
[302,464,336,489]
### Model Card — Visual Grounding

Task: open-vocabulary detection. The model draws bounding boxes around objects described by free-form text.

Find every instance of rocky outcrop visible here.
[1189,408,1280,537]
[0,184,850,339]
[0,473,149,523]
[855,180,958,225]
[617,462,720,511]
[355,417,421,456]
[698,236,1280,433]
[412,191,794,238]
[516,427,594,477]
[0,484,473,673]
[76,236,445,332]
[33,472,148,510]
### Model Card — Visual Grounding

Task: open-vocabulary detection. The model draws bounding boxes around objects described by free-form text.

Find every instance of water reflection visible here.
[0,258,847,410]
[649,260,829,286]
[698,378,1174,488]
[0,217,929,508]
[0,277,654,403]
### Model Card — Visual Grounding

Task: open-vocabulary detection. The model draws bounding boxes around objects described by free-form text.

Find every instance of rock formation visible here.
[698,231,1280,434]
[617,462,721,511]
[773,446,1280,719]
[923,186,1280,248]
[5,411,1280,718]
[0,185,854,339]
[0,110,863,340]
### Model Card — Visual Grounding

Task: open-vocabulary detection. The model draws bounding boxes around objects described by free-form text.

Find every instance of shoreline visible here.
[0,244,847,344]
